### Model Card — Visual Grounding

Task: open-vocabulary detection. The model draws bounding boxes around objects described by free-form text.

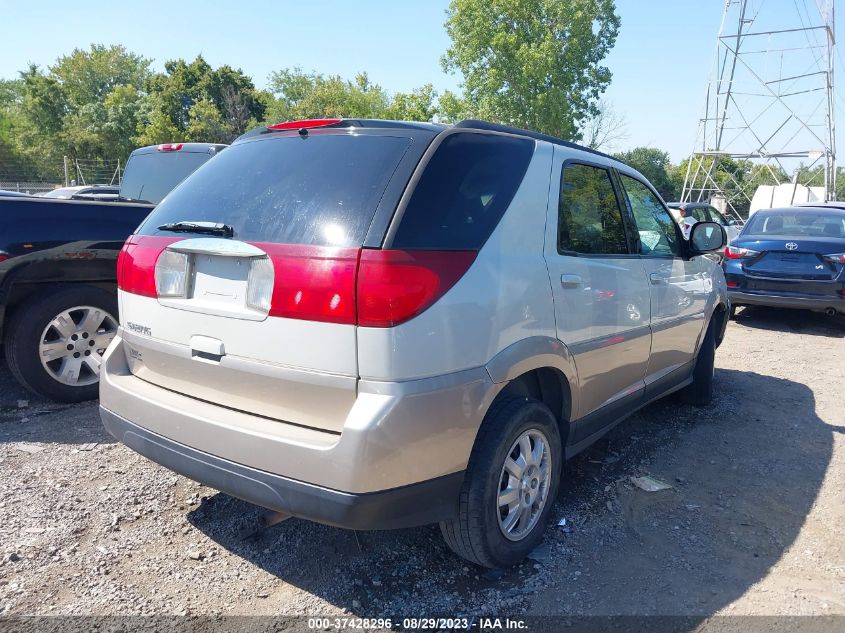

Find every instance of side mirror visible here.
[689,221,726,254]
[727,219,737,226]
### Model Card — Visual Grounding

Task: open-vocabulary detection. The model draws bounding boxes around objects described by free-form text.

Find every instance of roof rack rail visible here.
[453,119,618,162]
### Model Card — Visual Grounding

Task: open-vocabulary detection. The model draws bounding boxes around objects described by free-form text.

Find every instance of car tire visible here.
[440,396,562,568]
[680,318,716,406]
[4,286,119,402]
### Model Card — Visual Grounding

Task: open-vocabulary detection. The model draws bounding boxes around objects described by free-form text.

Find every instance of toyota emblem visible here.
[785,242,799,251]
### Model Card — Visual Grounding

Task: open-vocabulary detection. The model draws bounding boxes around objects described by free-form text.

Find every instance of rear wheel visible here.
[4,286,118,402]
[440,396,562,568]
[680,319,716,406]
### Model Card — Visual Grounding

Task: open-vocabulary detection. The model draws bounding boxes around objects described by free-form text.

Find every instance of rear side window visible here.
[391,132,534,249]
[745,211,845,237]
[558,163,628,255]
[140,135,410,246]
[121,152,211,205]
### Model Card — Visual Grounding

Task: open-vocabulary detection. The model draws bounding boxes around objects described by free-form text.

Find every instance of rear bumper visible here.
[101,407,464,529]
[99,332,496,527]
[728,289,845,313]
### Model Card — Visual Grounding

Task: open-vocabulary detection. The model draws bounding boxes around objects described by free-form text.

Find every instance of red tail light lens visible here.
[724,245,759,259]
[267,118,343,131]
[357,250,477,327]
[118,236,477,327]
[157,143,183,151]
[117,235,181,297]
[259,244,360,324]
[0,253,10,263]
[823,253,845,264]
[726,281,739,288]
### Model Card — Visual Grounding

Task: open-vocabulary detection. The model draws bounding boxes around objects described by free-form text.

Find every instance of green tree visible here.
[137,55,265,145]
[384,84,439,121]
[442,0,620,139]
[615,147,677,200]
[9,47,151,179]
[265,68,390,123]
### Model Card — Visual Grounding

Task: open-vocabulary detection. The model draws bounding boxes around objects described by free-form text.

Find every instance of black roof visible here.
[454,119,618,161]
[237,118,621,163]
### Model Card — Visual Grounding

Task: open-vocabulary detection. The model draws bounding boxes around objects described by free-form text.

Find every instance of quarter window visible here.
[557,163,628,255]
[620,174,681,257]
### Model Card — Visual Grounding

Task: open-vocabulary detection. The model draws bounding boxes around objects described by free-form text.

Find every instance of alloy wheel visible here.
[38,305,118,386]
[497,429,552,541]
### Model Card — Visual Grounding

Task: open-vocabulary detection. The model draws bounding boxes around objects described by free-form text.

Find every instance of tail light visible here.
[119,236,477,327]
[155,250,190,297]
[117,236,180,297]
[157,143,183,151]
[726,281,739,288]
[823,253,845,264]
[259,244,359,324]
[0,253,10,263]
[724,245,760,259]
[357,250,477,327]
[246,258,274,313]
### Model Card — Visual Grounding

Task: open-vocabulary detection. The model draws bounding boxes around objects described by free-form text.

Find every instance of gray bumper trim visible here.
[729,290,845,313]
[101,406,463,530]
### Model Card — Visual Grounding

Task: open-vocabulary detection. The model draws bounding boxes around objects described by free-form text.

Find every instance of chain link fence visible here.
[0,157,123,195]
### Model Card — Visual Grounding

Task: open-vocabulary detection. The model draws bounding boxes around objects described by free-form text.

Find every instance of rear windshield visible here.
[745,211,845,238]
[391,132,534,249]
[139,135,410,246]
[121,151,212,205]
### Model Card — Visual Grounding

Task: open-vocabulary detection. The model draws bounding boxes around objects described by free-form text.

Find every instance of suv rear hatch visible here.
[117,126,434,432]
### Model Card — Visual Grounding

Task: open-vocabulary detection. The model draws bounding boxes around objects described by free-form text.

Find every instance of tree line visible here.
[0,0,836,209]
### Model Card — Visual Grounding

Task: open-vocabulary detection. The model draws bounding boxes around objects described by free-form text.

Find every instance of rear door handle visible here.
[560,274,583,289]
[649,273,667,285]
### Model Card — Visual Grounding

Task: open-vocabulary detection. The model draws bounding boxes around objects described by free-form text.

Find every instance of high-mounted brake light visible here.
[724,245,760,259]
[157,143,183,152]
[266,118,343,131]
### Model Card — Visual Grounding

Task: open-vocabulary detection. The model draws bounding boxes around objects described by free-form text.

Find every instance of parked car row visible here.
[5,116,840,568]
[0,142,226,401]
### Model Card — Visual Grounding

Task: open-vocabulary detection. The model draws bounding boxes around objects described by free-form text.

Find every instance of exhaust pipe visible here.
[825,307,837,317]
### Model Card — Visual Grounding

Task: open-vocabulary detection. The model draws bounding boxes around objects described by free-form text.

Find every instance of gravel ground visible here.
[0,306,843,619]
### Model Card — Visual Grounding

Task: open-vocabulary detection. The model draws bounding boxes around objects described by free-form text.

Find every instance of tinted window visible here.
[707,207,729,225]
[620,174,681,257]
[392,132,533,249]
[140,135,410,246]
[121,151,212,205]
[745,211,845,237]
[557,163,628,255]
[690,207,709,222]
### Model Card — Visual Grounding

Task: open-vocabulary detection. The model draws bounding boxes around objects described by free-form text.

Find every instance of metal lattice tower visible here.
[681,0,836,219]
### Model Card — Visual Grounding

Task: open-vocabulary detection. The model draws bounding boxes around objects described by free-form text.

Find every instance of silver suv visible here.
[100,118,728,567]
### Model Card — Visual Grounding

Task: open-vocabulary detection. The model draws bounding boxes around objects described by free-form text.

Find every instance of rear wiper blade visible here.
[157,221,234,238]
